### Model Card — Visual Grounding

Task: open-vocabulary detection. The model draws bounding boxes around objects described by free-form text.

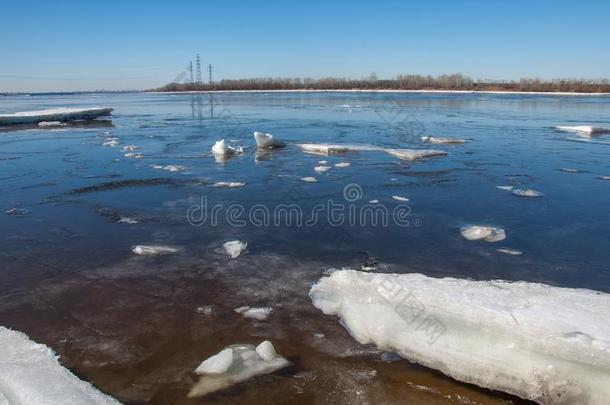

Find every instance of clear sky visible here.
[1,0,609,92]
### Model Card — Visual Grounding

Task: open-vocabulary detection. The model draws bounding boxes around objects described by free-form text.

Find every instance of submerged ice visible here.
[310,269,610,405]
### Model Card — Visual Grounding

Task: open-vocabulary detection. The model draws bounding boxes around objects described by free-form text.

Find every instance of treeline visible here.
[154,74,610,93]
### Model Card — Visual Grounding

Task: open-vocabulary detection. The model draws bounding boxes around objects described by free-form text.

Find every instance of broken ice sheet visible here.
[497,248,523,256]
[188,341,290,398]
[223,240,247,258]
[253,131,285,149]
[555,125,610,136]
[335,162,350,168]
[301,176,317,183]
[392,195,409,202]
[314,165,331,173]
[384,148,447,161]
[132,245,178,255]
[420,136,466,144]
[212,139,244,156]
[512,189,544,198]
[212,181,245,188]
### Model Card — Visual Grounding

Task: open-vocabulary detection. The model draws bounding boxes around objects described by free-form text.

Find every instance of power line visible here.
[196,54,202,84]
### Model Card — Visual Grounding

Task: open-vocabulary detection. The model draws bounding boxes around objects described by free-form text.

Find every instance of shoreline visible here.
[149,88,610,97]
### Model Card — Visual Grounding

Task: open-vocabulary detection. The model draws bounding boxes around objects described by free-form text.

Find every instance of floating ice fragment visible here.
[212,181,245,188]
[124,152,142,159]
[253,131,285,148]
[460,225,505,242]
[118,216,138,224]
[384,148,447,161]
[38,121,66,127]
[318,160,328,164]
[0,326,121,404]
[151,164,185,172]
[188,342,290,398]
[368,199,379,204]
[335,162,350,168]
[392,195,409,202]
[301,176,317,183]
[598,176,610,181]
[314,165,331,173]
[122,145,140,152]
[195,348,235,375]
[497,248,523,256]
[421,136,466,144]
[223,240,247,258]
[234,306,273,321]
[512,189,544,198]
[102,139,119,147]
[298,143,380,155]
[132,245,178,255]
[560,168,586,173]
[496,185,514,191]
[310,269,610,405]
[555,125,610,136]
[212,139,244,156]
[195,305,215,315]
[6,207,29,217]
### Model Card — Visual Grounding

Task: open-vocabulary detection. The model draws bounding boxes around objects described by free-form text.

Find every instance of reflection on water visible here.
[1,91,609,404]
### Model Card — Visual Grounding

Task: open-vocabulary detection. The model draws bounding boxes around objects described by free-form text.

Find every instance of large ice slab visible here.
[555,126,610,136]
[384,148,447,160]
[0,107,113,125]
[310,270,610,405]
[297,143,381,155]
[0,326,120,405]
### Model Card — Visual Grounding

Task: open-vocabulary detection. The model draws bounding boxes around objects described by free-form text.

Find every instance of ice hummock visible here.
[0,326,120,404]
[0,107,113,125]
[223,240,247,258]
[253,131,285,149]
[188,341,290,398]
[555,125,610,136]
[460,225,506,242]
[309,269,610,405]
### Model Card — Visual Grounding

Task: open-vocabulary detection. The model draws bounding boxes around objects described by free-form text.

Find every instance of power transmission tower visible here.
[208,64,213,85]
[189,61,194,84]
[196,54,202,84]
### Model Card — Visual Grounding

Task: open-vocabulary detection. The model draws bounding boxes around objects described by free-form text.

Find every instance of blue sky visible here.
[1,0,609,92]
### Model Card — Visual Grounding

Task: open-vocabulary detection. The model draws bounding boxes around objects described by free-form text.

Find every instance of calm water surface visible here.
[1,92,609,404]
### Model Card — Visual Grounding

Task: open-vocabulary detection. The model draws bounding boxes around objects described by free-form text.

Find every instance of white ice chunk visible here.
[124,152,142,159]
[598,176,610,181]
[0,327,120,405]
[102,139,118,147]
[118,216,138,224]
[460,225,506,242]
[195,348,234,375]
[384,148,447,161]
[301,176,317,183]
[314,165,331,173]
[151,164,185,172]
[368,199,379,204]
[234,306,273,321]
[512,189,544,198]
[253,131,285,148]
[0,107,113,125]
[255,341,277,362]
[335,162,350,168]
[38,121,66,127]
[317,160,328,164]
[496,185,514,191]
[132,245,178,255]
[223,240,247,258]
[555,125,610,136]
[188,342,290,398]
[497,248,523,256]
[392,195,410,202]
[212,181,245,188]
[421,136,466,144]
[309,269,610,405]
[212,139,244,156]
[122,145,140,152]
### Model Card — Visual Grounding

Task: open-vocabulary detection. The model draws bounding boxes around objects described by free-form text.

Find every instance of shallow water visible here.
[1,91,610,404]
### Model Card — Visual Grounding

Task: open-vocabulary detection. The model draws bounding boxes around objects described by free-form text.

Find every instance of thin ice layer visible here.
[0,327,120,405]
[310,270,610,405]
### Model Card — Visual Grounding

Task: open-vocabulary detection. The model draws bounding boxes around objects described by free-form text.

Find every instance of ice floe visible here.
[0,107,113,125]
[314,165,331,173]
[212,181,245,188]
[496,185,514,191]
[318,160,328,165]
[368,199,379,204]
[102,138,119,147]
[560,168,587,173]
[598,176,610,181]
[512,189,544,198]
[38,121,67,127]
[124,152,143,159]
[298,143,380,155]
[555,125,610,136]
[212,139,244,156]
[460,225,506,242]
[497,248,523,256]
[392,195,410,202]
[0,326,120,404]
[122,145,140,152]
[384,148,447,161]
[310,269,610,405]
[254,131,285,149]
[132,245,178,255]
[234,306,273,320]
[118,216,138,224]
[335,162,351,168]
[188,341,290,398]
[223,240,247,258]
[301,176,317,183]
[421,136,466,144]
[5,207,29,217]
[151,164,185,172]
